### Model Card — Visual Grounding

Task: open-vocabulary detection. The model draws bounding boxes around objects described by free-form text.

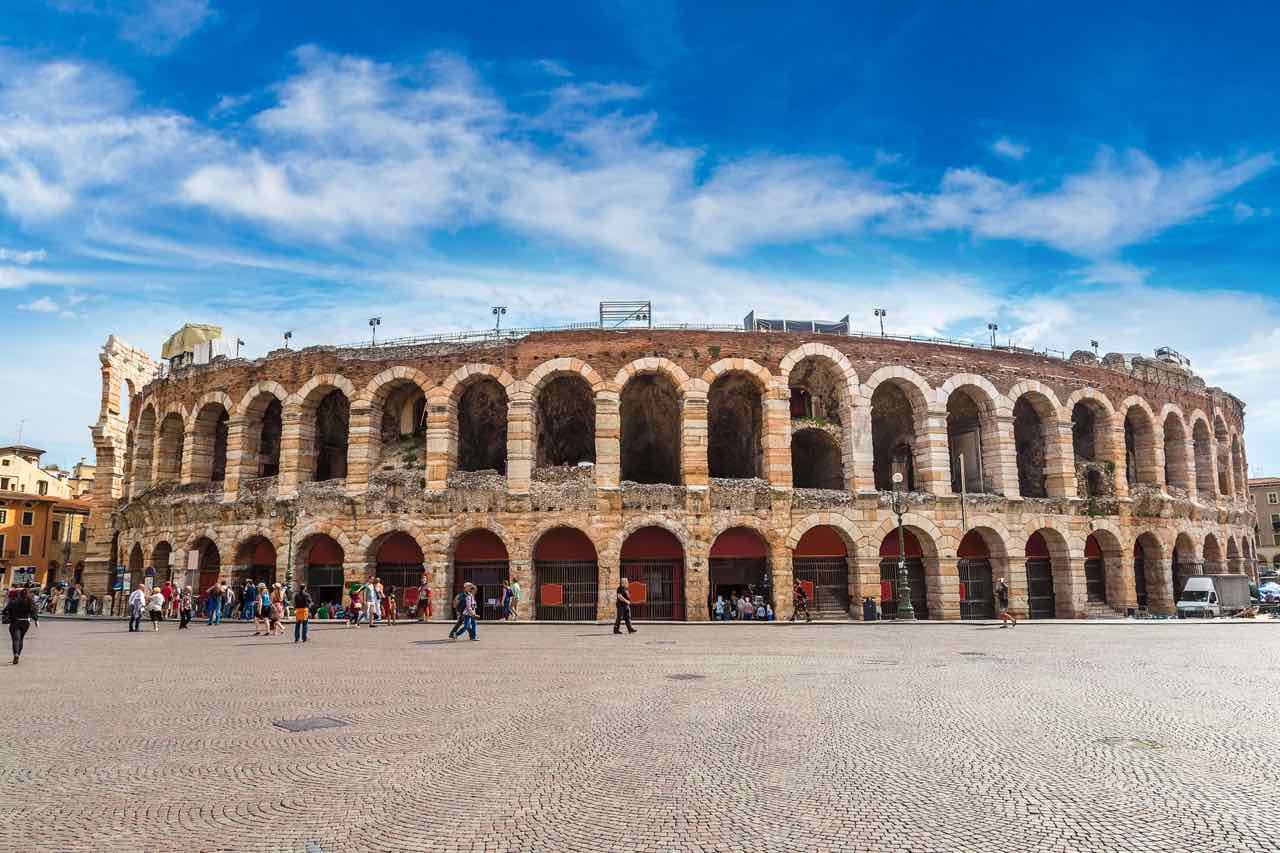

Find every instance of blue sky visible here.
[2,1,1278,472]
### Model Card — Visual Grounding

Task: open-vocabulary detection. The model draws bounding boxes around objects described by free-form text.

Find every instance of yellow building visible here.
[0,493,91,588]
[0,445,74,499]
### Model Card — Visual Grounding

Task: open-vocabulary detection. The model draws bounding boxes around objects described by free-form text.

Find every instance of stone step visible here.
[1085,600,1126,620]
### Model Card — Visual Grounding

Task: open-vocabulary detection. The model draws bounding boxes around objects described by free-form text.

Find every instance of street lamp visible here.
[890,471,915,620]
[492,305,507,331]
[873,308,886,337]
[987,322,999,347]
[369,316,382,347]
[278,505,303,605]
[283,330,293,350]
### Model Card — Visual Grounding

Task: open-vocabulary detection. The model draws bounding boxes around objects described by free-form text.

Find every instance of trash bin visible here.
[862,597,878,622]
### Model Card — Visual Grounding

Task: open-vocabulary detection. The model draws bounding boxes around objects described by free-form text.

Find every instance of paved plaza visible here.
[2,618,1278,853]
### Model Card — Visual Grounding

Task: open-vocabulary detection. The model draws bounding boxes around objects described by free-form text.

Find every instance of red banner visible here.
[628,580,647,604]
[880,580,894,602]
[540,583,564,606]
[797,580,814,603]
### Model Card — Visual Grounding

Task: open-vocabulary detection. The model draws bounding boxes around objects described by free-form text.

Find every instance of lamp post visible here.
[280,505,303,604]
[890,471,915,620]
[987,322,999,347]
[369,316,382,347]
[492,306,507,331]
[874,308,886,337]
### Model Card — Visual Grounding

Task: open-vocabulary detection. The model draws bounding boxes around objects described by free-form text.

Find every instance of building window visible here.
[21,511,34,526]
[1270,492,1279,505]
[0,509,6,524]
[19,535,31,556]
[37,481,48,496]
[1,458,8,465]
[0,533,5,554]
[0,477,8,490]
[79,525,87,543]
[51,520,61,542]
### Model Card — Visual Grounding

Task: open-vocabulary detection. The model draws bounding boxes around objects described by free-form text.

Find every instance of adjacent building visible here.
[0,492,91,588]
[1252,476,1280,574]
[0,445,75,499]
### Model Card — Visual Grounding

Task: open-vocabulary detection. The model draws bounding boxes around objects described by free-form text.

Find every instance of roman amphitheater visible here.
[82,322,1257,622]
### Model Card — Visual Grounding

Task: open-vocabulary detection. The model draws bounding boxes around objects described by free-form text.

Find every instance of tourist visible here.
[364,577,380,628]
[241,580,256,621]
[508,577,521,621]
[499,580,512,621]
[417,575,432,621]
[614,577,636,635]
[714,595,726,620]
[765,603,775,621]
[128,583,146,632]
[995,578,1016,627]
[385,587,398,624]
[293,584,313,643]
[252,583,269,635]
[206,580,222,625]
[66,584,81,614]
[347,588,362,627]
[161,580,174,617]
[222,583,235,622]
[4,586,38,665]
[147,587,165,631]
[449,582,478,641]
[755,600,766,620]
[792,582,812,623]
[268,585,284,636]
[178,586,193,629]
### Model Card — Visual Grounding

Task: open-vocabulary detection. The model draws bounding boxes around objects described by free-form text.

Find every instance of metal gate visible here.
[455,560,509,621]
[233,565,275,588]
[792,557,850,617]
[1133,559,1148,610]
[535,559,599,621]
[307,564,345,610]
[1084,557,1107,602]
[879,558,928,619]
[377,565,423,614]
[957,558,994,620]
[708,557,771,617]
[620,558,684,620]
[1026,558,1055,618]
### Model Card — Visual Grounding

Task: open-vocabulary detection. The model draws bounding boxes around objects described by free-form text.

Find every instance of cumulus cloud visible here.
[991,137,1028,160]
[17,296,58,312]
[48,0,213,54]
[1074,260,1149,286]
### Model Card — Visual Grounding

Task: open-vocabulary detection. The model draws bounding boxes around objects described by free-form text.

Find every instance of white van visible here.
[1175,575,1251,618]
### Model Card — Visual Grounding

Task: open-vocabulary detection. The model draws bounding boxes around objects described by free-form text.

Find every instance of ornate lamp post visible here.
[890,471,914,620]
[279,505,303,603]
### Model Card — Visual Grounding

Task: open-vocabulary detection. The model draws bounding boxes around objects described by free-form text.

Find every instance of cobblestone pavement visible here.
[2,618,1279,853]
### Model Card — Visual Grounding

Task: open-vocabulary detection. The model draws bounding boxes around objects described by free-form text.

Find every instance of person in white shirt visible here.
[508,579,522,621]
[147,588,166,632]
[127,584,146,632]
[363,578,380,628]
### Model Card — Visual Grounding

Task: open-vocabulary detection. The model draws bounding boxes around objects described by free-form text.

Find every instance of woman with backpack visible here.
[4,586,38,665]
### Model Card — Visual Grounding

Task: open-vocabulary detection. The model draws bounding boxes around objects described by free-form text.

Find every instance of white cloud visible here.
[0,247,47,265]
[17,296,58,312]
[48,0,213,54]
[209,92,251,118]
[1074,260,1149,286]
[535,59,573,78]
[992,137,1028,160]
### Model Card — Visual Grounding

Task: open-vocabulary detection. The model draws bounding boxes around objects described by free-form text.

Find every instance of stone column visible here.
[1006,554,1030,619]
[981,411,1016,496]
[179,426,199,483]
[853,554,884,617]
[345,399,375,493]
[599,548,620,624]
[424,390,452,491]
[684,539,711,622]
[681,384,709,489]
[1147,557,1175,615]
[1180,438,1197,499]
[993,414,1021,497]
[506,391,534,495]
[763,381,792,488]
[1045,421,1077,499]
[510,558,535,621]
[771,544,794,621]
[850,398,875,493]
[276,404,305,496]
[919,408,952,495]
[1108,422,1129,499]
[594,389,621,490]
[222,415,248,501]
[931,556,960,620]
[1054,551,1087,618]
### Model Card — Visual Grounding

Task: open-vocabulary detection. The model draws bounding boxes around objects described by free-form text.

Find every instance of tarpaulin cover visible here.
[161,324,222,359]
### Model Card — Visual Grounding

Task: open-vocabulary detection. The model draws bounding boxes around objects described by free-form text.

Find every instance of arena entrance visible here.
[152,542,174,584]
[188,539,219,593]
[709,527,771,616]
[957,530,994,620]
[535,528,598,621]
[791,526,850,618]
[233,537,276,589]
[620,526,685,621]
[1133,539,1148,611]
[375,533,426,615]
[454,529,510,622]
[1084,534,1107,603]
[879,529,927,619]
[302,535,345,610]
[1025,532,1056,619]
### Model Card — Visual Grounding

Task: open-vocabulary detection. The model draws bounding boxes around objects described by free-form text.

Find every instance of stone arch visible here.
[605,515,694,561]
[358,520,433,570]
[446,520,516,562]
[1067,388,1117,498]
[295,529,348,607]
[785,513,861,552]
[1226,535,1241,573]
[357,366,432,406]
[526,357,607,394]
[786,350,856,491]
[288,375,355,484]
[1159,405,1192,494]
[131,402,158,493]
[1024,524,1074,618]
[358,368,430,474]
[613,357,692,394]
[1085,525,1126,607]
[233,382,288,481]
[1009,384,1063,499]
[939,375,1003,495]
[619,367,682,485]
[1203,531,1224,573]
[1120,396,1162,488]
[440,367,514,476]
[700,357,774,392]
[707,368,767,479]
[873,515,943,619]
[290,373,358,407]
[1132,529,1168,613]
[1189,411,1215,498]
[292,522,356,570]
[153,406,187,485]
[234,381,289,418]
[189,392,233,483]
[866,368,934,492]
[532,370,597,469]
[529,524,602,621]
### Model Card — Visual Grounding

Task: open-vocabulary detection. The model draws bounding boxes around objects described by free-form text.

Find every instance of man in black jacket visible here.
[3,586,39,665]
[614,578,637,635]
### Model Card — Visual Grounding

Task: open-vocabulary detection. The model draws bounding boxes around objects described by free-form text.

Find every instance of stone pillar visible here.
[684,540,710,622]
[1055,551,1087,618]
[1044,421,1077,499]
[594,389,621,490]
[1180,438,1197,499]
[932,557,960,620]
[180,426,199,483]
[850,398,875,492]
[1006,554,1030,619]
[1108,423,1129,499]
[222,415,247,502]
[130,430,154,499]
[599,548,620,623]
[277,404,305,496]
[919,408,953,495]
[346,399,375,492]
[763,381,792,488]
[506,391,534,494]
[424,390,452,491]
[771,544,794,620]
[1107,549,1136,610]
[981,412,1016,496]
[1147,557,1175,615]
[853,554,883,617]
[993,414,1020,497]
[511,558,535,621]
[681,384,709,489]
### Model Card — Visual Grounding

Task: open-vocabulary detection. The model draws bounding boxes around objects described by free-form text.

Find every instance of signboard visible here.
[12,566,35,587]
[112,565,127,591]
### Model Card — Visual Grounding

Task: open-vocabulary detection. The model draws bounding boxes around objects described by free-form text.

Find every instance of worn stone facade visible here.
[84,329,1256,621]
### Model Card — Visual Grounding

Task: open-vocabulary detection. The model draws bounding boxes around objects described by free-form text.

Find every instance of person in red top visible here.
[161,581,175,617]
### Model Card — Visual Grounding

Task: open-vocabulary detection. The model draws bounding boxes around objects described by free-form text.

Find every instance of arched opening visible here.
[620,374,681,485]
[1231,435,1246,498]
[254,397,283,477]
[375,379,426,471]
[234,537,275,588]
[1072,400,1114,499]
[132,406,156,492]
[1203,533,1224,574]
[1226,537,1241,574]
[709,527,771,611]
[1162,413,1190,494]
[1084,534,1107,603]
[947,387,997,494]
[151,541,173,583]
[453,529,509,622]
[792,525,851,618]
[128,542,145,590]
[1071,401,1099,462]
[1013,395,1050,498]
[456,377,509,474]
[188,538,218,592]
[155,412,185,484]
[872,381,923,491]
[957,530,995,620]
[1173,534,1197,601]
[374,532,426,614]
[791,429,843,490]
[788,356,848,489]
[301,534,345,609]
[535,376,596,469]
[879,529,928,619]
[1024,532,1056,619]
[1124,407,1158,488]
[1133,535,1156,611]
[708,372,763,479]
[1215,418,1232,496]
[620,526,686,620]
[312,389,350,482]
[1192,419,1214,497]
[191,402,230,483]
[534,527,598,621]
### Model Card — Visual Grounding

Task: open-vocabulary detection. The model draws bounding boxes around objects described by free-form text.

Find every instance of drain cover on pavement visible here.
[273,717,350,733]
[1095,737,1163,750]
[667,673,706,681]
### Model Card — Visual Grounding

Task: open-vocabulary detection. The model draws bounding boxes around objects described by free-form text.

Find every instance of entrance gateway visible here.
[708,527,771,616]
[1025,532,1055,619]
[878,529,927,619]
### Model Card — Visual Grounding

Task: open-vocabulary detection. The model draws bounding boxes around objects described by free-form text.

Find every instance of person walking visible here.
[364,578,380,628]
[417,576,432,622]
[614,577,637,635]
[128,583,146,632]
[147,587,165,631]
[293,584,313,643]
[222,583,234,623]
[995,577,1016,627]
[252,583,269,635]
[347,588,362,627]
[178,586,193,629]
[268,585,284,636]
[449,582,478,641]
[241,580,256,622]
[385,587,398,625]
[447,585,468,639]
[792,581,813,623]
[500,580,513,621]
[508,578,521,621]
[205,581,222,625]
[4,586,38,665]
